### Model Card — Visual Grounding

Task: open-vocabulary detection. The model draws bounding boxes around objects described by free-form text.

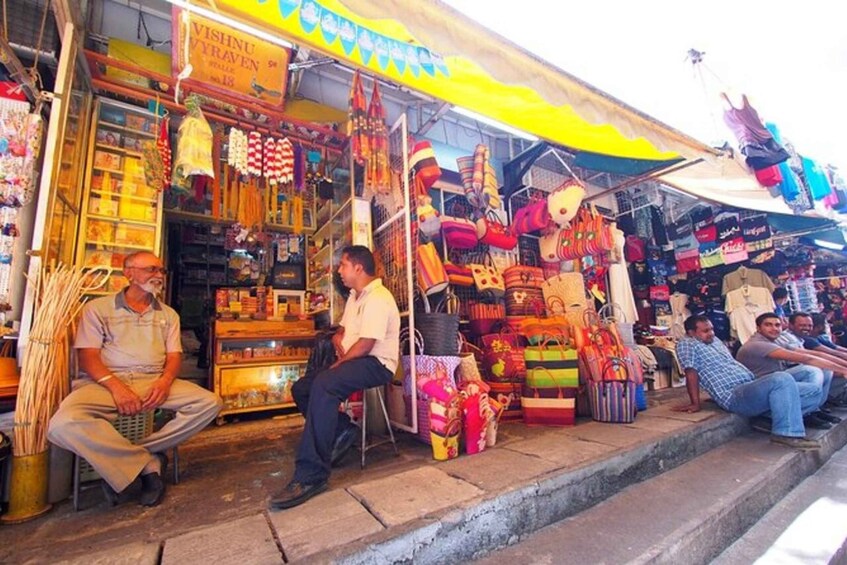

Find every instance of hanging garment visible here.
[608,226,639,323]
[722,94,789,170]
[669,292,690,340]
[802,157,833,201]
[366,80,391,196]
[666,216,693,240]
[649,206,668,245]
[740,214,773,253]
[174,103,215,178]
[348,70,369,164]
[715,215,742,244]
[689,206,714,231]
[721,265,775,295]
[725,285,776,344]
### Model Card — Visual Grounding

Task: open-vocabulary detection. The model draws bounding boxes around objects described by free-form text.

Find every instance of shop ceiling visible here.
[86,0,808,217]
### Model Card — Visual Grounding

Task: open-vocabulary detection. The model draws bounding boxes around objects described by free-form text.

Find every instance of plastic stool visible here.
[360,386,399,469]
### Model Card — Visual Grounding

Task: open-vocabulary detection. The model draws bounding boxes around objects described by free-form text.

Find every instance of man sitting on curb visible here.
[737,313,843,429]
[809,313,847,407]
[674,315,822,450]
[777,311,847,412]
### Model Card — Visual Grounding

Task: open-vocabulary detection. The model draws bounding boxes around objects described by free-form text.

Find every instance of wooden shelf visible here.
[92,166,147,180]
[95,144,143,158]
[313,244,331,262]
[87,213,157,227]
[99,121,156,138]
[85,240,155,251]
[90,189,157,203]
[216,355,310,365]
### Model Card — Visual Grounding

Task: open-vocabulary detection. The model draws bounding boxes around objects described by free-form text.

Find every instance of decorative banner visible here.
[406,45,420,78]
[357,27,374,66]
[299,0,321,34]
[338,15,356,55]
[173,9,290,110]
[389,40,406,75]
[319,10,339,45]
[374,34,389,71]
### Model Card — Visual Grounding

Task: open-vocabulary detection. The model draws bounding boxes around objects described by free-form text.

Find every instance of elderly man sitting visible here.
[48,252,221,507]
[674,315,821,450]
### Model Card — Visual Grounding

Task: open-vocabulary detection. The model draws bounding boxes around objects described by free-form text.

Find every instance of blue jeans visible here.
[785,364,829,410]
[726,371,822,437]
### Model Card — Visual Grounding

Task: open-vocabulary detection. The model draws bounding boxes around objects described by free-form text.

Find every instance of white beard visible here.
[139,280,163,297]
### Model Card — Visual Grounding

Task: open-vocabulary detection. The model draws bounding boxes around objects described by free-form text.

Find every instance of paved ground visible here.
[0,388,726,564]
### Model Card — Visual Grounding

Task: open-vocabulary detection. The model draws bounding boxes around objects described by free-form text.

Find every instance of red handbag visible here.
[476,210,518,250]
[624,235,646,262]
[409,140,441,198]
[442,201,479,249]
[445,251,474,287]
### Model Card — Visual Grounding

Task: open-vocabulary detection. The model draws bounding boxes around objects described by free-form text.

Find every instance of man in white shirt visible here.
[270,246,400,510]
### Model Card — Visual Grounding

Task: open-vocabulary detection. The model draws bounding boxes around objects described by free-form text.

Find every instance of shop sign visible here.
[172,9,290,110]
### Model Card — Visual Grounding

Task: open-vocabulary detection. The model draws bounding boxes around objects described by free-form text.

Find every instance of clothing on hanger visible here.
[721,266,775,295]
[724,285,775,344]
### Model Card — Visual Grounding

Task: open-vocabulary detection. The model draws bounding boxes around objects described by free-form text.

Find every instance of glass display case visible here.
[76,98,164,294]
[213,319,315,423]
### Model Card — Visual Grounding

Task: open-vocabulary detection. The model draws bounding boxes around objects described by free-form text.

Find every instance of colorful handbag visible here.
[512,194,551,235]
[468,302,505,336]
[409,140,441,198]
[504,253,545,289]
[505,287,545,317]
[456,155,482,209]
[480,327,526,383]
[476,210,518,250]
[416,242,449,296]
[524,337,579,388]
[547,179,586,227]
[521,381,577,427]
[445,257,474,287]
[470,253,505,299]
[588,357,637,424]
[539,226,563,263]
[441,200,479,249]
[487,380,523,421]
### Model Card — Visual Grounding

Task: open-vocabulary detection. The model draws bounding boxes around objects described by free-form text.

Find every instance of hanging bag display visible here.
[416,242,449,296]
[468,301,506,336]
[409,140,441,199]
[456,155,482,209]
[480,325,526,384]
[539,225,564,263]
[541,272,588,310]
[503,251,545,289]
[469,252,505,300]
[476,210,518,250]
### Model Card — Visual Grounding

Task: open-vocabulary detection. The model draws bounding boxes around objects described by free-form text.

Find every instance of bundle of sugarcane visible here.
[13,264,109,456]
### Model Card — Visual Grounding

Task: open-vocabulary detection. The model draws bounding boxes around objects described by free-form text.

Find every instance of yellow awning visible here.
[200,0,766,196]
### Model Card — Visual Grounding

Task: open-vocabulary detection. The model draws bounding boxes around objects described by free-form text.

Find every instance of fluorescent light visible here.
[163,0,293,49]
[452,105,539,141]
[813,239,845,251]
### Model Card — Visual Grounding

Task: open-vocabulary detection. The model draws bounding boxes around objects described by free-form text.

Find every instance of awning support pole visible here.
[584,157,705,203]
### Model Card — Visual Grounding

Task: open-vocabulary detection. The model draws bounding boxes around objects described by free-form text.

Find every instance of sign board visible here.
[172,9,290,110]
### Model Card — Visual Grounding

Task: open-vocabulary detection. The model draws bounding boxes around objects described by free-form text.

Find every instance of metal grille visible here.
[6,0,59,58]
[372,114,412,316]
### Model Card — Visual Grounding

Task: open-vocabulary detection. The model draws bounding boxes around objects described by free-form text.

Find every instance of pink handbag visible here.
[441,201,478,249]
[476,211,518,250]
[512,195,551,235]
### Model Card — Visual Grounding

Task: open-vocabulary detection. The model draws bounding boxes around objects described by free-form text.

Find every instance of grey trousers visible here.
[47,372,222,491]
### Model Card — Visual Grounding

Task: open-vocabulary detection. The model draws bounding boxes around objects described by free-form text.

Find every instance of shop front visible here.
[3,0,846,525]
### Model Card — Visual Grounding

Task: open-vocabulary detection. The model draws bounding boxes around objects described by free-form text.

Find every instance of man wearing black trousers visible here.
[270,246,400,510]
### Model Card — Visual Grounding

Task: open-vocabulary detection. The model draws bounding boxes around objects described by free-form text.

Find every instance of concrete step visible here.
[311,404,749,564]
[713,439,847,565]
[470,416,847,565]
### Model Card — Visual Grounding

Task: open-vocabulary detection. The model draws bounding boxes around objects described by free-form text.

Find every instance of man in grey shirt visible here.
[737,313,844,429]
[48,252,221,507]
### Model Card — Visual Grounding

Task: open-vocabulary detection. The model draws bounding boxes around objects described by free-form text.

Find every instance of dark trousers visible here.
[291,356,392,484]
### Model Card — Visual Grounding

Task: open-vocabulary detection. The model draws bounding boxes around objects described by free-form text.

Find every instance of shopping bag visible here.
[588,357,637,423]
[470,253,505,300]
[476,210,518,250]
[547,179,586,227]
[513,194,551,235]
[521,382,577,426]
[524,337,579,388]
[441,200,479,249]
[416,242,449,295]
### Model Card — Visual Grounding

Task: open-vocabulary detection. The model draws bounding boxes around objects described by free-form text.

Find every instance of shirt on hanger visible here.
[724,285,776,344]
[721,266,776,295]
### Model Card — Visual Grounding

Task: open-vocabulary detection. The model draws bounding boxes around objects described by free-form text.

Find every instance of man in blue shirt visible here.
[674,315,821,449]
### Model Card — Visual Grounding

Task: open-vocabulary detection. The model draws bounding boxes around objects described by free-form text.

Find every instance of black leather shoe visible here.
[268,480,328,510]
[101,480,119,506]
[814,410,842,424]
[331,425,359,467]
[139,472,166,507]
[804,414,833,430]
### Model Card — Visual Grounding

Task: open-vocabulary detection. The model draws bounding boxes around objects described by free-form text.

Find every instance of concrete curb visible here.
[309,412,748,564]
[636,421,847,565]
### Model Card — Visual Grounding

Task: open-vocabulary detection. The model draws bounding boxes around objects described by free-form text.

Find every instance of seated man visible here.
[48,252,222,507]
[737,313,844,429]
[778,312,847,411]
[270,245,400,510]
[809,313,847,406]
[674,315,821,450]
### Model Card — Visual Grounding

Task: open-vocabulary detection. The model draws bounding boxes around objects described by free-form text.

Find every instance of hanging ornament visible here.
[278,137,294,185]
[366,80,391,195]
[247,131,263,176]
[348,70,369,164]
[264,137,277,183]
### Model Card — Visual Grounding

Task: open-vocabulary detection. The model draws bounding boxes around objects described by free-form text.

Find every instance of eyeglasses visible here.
[128,265,167,275]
